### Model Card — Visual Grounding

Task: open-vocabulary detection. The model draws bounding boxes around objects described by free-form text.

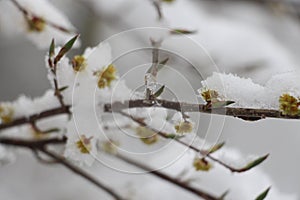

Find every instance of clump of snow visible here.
[201,71,300,109]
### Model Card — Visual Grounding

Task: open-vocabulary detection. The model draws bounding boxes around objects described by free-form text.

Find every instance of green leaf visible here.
[211,101,235,109]
[208,142,225,154]
[54,34,79,64]
[154,85,165,98]
[166,134,184,139]
[49,39,55,57]
[255,187,271,200]
[219,190,229,200]
[157,57,169,71]
[161,0,176,3]
[59,86,69,92]
[43,128,60,134]
[170,29,197,35]
[241,154,269,171]
[146,57,169,74]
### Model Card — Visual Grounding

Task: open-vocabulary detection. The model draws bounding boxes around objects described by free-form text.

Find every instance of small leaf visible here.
[49,39,55,57]
[161,0,176,3]
[208,142,225,154]
[255,187,271,200]
[157,57,169,71]
[166,134,184,139]
[146,66,152,74]
[146,57,169,74]
[241,154,269,171]
[154,85,165,98]
[54,34,79,64]
[170,29,197,35]
[219,190,230,200]
[211,101,235,109]
[59,86,69,92]
[43,128,60,134]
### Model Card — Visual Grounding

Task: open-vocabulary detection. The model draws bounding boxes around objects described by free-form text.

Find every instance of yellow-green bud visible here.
[96,64,117,89]
[135,126,159,145]
[200,88,219,103]
[0,104,14,124]
[27,17,46,32]
[76,135,93,154]
[279,94,299,116]
[193,157,212,171]
[175,121,193,134]
[72,55,87,72]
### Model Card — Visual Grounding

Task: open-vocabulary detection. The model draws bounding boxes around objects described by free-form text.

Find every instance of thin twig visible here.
[40,148,125,200]
[48,53,67,109]
[118,111,265,173]
[104,99,299,121]
[151,0,163,20]
[32,149,59,164]
[145,39,162,100]
[115,153,218,200]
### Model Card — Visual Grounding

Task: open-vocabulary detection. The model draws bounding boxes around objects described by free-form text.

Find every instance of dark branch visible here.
[104,99,299,121]
[0,137,125,200]
[0,137,66,148]
[40,148,125,200]
[0,106,70,131]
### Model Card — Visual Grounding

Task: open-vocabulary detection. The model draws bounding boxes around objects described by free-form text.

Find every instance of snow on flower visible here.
[0,0,80,49]
[53,41,136,165]
[64,120,98,166]
[200,71,300,110]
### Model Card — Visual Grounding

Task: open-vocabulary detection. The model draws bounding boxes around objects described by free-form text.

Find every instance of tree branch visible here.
[104,99,299,121]
[40,148,125,200]
[0,137,125,200]
[0,106,70,131]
